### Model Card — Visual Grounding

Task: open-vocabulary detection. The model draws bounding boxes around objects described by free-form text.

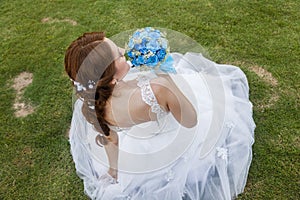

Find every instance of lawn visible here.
[0,0,299,199]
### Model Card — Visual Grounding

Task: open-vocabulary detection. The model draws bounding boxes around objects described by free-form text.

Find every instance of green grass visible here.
[0,0,299,199]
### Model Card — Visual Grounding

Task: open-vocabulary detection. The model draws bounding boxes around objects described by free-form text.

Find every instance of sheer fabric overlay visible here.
[69,53,255,200]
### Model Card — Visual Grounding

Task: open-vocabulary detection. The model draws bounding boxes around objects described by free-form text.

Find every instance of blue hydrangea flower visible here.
[128,39,134,49]
[157,49,166,61]
[132,31,140,39]
[146,39,159,51]
[161,38,168,49]
[149,31,160,39]
[131,58,138,66]
[127,51,135,59]
[137,56,145,65]
[146,55,158,67]
[134,44,141,51]
[139,48,148,55]
[144,27,152,32]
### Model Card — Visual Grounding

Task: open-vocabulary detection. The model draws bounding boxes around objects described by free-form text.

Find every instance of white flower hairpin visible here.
[73,80,96,91]
[88,80,96,89]
[73,81,86,91]
[88,101,95,110]
[72,79,97,110]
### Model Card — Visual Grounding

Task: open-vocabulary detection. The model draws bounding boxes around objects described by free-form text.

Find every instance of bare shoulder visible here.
[150,74,182,95]
[148,75,173,111]
[149,75,173,96]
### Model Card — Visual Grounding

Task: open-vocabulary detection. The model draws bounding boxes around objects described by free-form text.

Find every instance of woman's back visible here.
[104,76,168,128]
[104,74,197,129]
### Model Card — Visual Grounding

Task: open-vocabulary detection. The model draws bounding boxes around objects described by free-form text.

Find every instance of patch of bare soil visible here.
[229,61,280,109]
[248,65,279,109]
[249,65,278,86]
[41,17,77,26]
[12,72,35,117]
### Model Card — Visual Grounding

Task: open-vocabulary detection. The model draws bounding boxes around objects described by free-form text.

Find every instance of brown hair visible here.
[64,32,116,142]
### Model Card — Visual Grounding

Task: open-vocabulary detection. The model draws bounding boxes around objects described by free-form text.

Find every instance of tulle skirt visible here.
[69,53,255,200]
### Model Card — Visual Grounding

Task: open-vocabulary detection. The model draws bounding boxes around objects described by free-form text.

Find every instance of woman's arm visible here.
[104,130,119,180]
[152,76,197,128]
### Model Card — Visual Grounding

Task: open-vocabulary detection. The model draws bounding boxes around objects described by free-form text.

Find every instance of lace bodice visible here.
[136,75,167,119]
[108,75,167,132]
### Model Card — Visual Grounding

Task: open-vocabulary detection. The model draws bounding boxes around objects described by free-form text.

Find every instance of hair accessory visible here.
[126,27,176,74]
[87,101,95,110]
[88,80,96,89]
[88,105,95,110]
[73,81,86,91]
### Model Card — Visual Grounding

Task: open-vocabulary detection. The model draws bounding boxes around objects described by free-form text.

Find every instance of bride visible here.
[64,28,255,200]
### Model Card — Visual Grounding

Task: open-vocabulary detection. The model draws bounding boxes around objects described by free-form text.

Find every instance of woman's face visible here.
[114,47,130,81]
[103,38,130,82]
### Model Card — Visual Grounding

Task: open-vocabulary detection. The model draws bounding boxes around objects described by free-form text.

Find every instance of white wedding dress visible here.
[69,52,255,200]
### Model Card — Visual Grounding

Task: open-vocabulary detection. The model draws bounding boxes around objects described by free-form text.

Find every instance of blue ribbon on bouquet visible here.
[158,55,176,74]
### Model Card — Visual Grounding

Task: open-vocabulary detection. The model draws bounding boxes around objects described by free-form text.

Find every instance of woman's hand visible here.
[108,167,118,181]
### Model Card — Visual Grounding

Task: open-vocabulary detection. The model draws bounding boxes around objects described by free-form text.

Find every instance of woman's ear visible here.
[111,78,118,85]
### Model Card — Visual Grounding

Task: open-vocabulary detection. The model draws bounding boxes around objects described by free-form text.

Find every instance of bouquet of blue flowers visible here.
[126,27,176,73]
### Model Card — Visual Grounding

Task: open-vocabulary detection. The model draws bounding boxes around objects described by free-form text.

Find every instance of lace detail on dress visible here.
[108,124,131,133]
[137,75,167,119]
